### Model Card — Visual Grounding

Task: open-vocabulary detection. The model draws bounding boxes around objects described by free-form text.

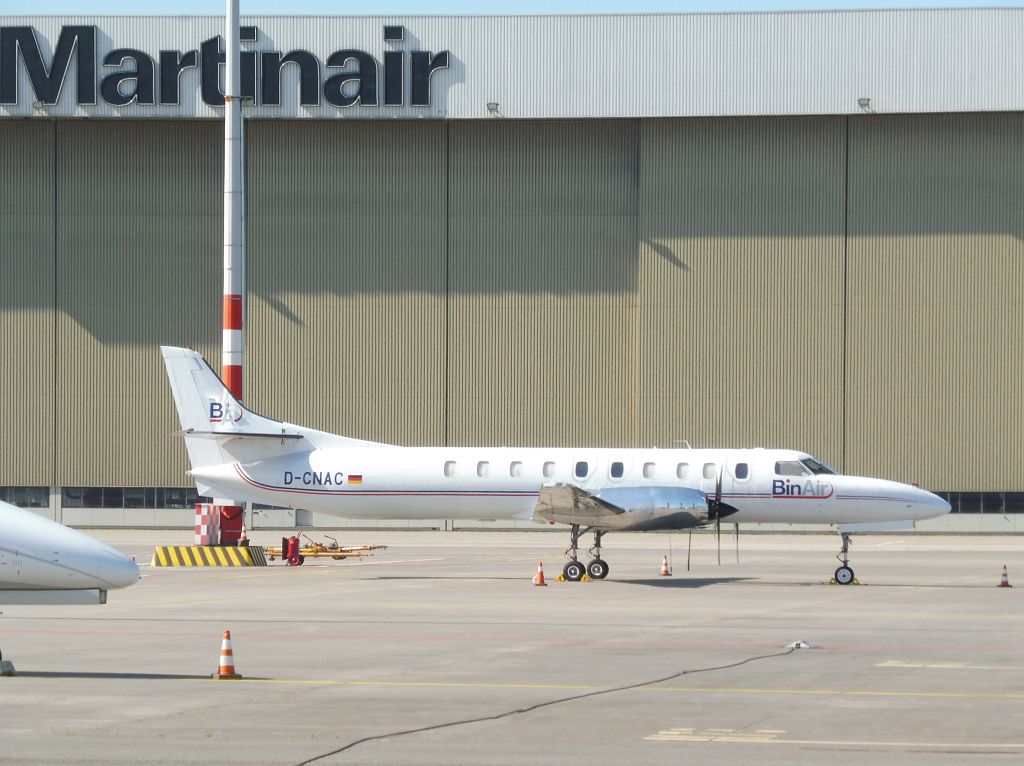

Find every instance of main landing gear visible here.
[562,524,609,582]
[834,531,855,585]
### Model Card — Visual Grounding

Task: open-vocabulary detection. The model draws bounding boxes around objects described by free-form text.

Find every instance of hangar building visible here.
[1,9,1022,527]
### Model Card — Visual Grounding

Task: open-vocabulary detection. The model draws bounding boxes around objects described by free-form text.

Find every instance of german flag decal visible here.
[348,475,363,484]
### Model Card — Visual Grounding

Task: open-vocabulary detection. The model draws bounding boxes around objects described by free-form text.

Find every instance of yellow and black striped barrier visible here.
[151,546,268,567]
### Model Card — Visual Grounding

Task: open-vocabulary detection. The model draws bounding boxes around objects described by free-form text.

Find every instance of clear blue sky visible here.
[11,1,1024,15]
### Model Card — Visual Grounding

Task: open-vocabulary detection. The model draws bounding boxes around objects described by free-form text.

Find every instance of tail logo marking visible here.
[209,400,243,424]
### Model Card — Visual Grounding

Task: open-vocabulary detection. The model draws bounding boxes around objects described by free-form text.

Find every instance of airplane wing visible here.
[534,484,626,525]
[533,484,711,531]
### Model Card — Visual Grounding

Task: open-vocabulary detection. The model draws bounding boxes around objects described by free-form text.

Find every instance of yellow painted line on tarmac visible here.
[645,729,1024,749]
[173,677,1024,700]
[650,685,1024,700]
[877,660,1023,671]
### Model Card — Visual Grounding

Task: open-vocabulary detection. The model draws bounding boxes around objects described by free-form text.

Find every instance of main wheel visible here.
[563,560,584,582]
[586,559,609,580]
[834,565,854,585]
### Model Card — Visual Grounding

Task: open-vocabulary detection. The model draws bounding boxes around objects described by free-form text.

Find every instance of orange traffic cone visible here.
[660,555,671,576]
[533,561,547,586]
[999,565,1012,588]
[214,630,242,679]
[239,523,249,547]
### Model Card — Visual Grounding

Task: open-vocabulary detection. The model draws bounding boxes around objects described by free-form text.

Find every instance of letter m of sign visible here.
[1,26,96,105]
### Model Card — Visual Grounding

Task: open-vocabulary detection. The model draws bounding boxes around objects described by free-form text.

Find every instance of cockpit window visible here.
[775,460,811,476]
[800,457,837,475]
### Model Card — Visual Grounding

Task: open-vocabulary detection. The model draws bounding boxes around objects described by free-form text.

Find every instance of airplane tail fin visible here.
[160,346,384,491]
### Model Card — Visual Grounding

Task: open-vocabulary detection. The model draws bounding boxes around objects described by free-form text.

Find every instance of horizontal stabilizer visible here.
[180,429,304,441]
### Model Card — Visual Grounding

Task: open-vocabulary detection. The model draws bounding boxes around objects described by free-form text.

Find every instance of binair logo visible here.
[772,479,834,499]
[209,399,243,424]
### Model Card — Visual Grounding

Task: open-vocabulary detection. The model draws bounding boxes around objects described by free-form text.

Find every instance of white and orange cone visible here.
[660,555,671,576]
[999,565,1012,588]
[239,523,249,547]
[533,561,547,586]
[214,630,242,679]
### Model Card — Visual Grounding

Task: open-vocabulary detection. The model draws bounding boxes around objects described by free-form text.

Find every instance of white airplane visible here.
[0,499,139,672]
[161,346,950,584]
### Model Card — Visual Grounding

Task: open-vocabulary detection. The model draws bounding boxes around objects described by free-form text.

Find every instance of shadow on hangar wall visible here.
[2,111,1023,346]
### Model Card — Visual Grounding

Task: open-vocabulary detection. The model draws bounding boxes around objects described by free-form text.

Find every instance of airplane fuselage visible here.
[191,446,949,528]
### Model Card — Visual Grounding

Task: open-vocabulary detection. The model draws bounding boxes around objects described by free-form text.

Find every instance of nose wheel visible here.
[833,532,856,585]
[563,525,610,581]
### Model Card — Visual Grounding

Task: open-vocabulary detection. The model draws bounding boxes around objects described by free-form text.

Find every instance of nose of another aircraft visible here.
[911,486,951,519]
[98,547,141,589]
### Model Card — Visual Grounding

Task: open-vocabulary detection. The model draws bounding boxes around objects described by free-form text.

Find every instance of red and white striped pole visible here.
[223,0,243,402]
[215,0,246,545]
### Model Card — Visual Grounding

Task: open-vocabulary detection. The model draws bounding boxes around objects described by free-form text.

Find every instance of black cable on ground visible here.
[293,645,798,765]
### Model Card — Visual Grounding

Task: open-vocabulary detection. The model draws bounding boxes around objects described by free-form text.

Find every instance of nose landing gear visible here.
[833,532,856,585]
[562,524,609,581]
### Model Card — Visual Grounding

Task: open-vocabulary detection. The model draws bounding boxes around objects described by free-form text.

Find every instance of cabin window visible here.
[775,460,811,476]
[543,461,556,478]
[676,462,689,479]
[703,463,717,480]
[800,457,837,475]
[735,462,749,480]
[444,461,457,478]
[643,462,656,479]
[610,461,624,479]
[477,461,490,478]
[575,461,589,479]
[510,461,523,478]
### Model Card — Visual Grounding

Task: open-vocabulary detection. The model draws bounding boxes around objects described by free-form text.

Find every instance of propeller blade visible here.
[716,517,721,565]
[734,522,740,563]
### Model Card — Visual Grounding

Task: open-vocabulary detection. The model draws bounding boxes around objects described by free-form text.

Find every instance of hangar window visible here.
[477,461,490,478]
[643,462,656,479]
[610,461,624,479]
[574,461,589,479]
[775,461,811,476]
[543,461,556,478]
[702,463,717,480]
[734,463,749,480]
[676,462,689,479]
[444,461,457,478]
[510,461,523,478]
[0,486,49,508]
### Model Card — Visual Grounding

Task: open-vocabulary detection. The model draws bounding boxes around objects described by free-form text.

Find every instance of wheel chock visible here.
[556,574,566,582]
[581,574,591,582]
[829,577,862,585]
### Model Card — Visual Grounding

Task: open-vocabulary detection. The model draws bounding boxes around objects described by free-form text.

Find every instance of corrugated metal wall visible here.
[54,121,221,486]
[0,121,55,485]
[447,120,639,446]
[846,113,1024,489]
[246,120,447,446]
[0,113,1020,490]
[638,117,846,464]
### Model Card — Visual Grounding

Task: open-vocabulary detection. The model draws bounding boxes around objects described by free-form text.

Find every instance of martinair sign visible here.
[0,23,451,115]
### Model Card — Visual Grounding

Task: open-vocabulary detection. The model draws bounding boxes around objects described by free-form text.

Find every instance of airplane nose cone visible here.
[912,487,951,519]
[99,548,140,589]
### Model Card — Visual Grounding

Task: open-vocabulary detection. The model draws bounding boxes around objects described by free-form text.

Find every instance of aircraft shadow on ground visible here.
[368,576,753,587]
[617,576,753,588]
